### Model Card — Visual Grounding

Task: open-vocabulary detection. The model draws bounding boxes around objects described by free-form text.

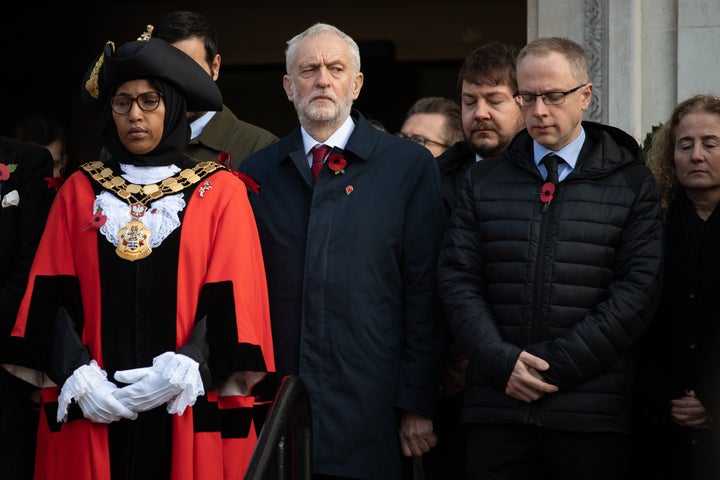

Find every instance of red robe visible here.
[12,162,275,480]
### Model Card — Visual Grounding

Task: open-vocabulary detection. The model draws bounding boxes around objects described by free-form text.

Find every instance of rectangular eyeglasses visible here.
[513,83,587,107]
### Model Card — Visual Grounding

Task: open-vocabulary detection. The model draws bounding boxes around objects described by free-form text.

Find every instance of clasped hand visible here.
[59,360,137,424]
[398,411,437,458]
[113,352,203,415]
[113,365,183,413]
[671,390,712,429]
[67,354,202,423]
[505,350,558,402]
[77,380,138,424]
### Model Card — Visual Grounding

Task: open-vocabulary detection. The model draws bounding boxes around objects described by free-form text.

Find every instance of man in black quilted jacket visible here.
[437,36,663,479]
[425,41,525,480]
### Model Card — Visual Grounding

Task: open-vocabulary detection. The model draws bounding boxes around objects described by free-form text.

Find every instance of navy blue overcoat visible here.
[240,110,446,478]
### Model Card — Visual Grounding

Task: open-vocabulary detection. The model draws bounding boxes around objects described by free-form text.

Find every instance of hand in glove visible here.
[79,380,139,424]
[114,352,204,415]
[57,360,137,424]
[113,366,182,413]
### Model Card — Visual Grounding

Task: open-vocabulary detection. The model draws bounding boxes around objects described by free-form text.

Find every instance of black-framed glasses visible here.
[513,83,587,107]
[396,132,449,149]
[110,92,164,115]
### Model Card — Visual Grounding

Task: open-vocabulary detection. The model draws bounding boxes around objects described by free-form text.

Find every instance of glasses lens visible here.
[138,92,161,111]
[111,96,132,114]
[518,94,536,106]
[543,92,566,105]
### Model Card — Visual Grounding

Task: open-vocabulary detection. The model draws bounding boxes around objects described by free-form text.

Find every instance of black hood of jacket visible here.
[506,121,644,179]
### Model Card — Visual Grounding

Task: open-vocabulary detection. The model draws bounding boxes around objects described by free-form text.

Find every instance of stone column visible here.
[526,0,720,143]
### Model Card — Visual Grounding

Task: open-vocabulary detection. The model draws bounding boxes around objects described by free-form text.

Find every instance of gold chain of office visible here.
[80,160,225,262]
[80,160,224,207]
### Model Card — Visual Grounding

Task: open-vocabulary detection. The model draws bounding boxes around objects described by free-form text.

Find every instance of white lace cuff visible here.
[152,352,204,415]
[57,360,109,423]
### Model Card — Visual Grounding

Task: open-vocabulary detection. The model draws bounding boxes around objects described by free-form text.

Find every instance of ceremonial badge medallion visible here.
[116,219,152,261]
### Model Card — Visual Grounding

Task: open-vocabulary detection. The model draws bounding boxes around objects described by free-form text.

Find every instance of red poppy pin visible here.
[539,182,555,204]
[0,163,17,181]
[82,207,107,231]
[327,153,347,175]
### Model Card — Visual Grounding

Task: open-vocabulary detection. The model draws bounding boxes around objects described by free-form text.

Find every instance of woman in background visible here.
[633,94,720,480]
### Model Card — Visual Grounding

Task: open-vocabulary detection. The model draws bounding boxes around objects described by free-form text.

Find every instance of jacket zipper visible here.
[531,196,553,343]
[528,193,553,423]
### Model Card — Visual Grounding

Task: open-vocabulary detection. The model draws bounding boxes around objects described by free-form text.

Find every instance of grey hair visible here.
[285,23,361,75]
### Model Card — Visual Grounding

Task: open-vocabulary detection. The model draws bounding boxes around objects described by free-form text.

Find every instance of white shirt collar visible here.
[190,111,217,140]
[533,126,586,170]
[301,116,356,158]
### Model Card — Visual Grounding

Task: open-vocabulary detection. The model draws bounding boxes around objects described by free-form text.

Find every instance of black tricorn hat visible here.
[81,25,222,112]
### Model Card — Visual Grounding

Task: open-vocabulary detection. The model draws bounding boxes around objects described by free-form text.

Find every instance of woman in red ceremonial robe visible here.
[9,27,274,480]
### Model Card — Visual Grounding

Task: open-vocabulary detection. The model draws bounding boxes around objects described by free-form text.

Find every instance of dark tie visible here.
[311,144,331,181]
[542,153,561,185]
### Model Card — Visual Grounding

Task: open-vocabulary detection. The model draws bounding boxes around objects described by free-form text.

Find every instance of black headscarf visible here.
[100,78,189,167]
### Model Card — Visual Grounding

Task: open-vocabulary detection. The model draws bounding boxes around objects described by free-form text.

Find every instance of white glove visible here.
[57,360,138,424]
[114,352,204,415]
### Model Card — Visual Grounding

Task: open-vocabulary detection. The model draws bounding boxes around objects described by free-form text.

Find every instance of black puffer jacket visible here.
[437,121,664,433]
[437,140,477,217]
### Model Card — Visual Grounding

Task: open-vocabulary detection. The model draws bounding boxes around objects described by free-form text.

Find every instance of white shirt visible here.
[190,111,217,140]
[301,116,356,167]
[533,127,586,182]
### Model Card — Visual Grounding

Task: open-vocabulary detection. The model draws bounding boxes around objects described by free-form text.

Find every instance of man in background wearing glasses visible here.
[397,96,464,158]
[437,36,663,479]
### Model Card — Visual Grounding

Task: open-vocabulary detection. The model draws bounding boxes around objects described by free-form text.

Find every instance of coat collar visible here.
[188,105,232,151]
[507,121,644,180]
[437,141,476,176]
[279,109,378,185]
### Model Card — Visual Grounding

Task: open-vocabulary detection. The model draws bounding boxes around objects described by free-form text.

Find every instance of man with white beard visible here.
[239,22,447,480]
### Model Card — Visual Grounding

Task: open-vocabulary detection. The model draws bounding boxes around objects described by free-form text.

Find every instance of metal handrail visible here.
[245,375,313,480]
